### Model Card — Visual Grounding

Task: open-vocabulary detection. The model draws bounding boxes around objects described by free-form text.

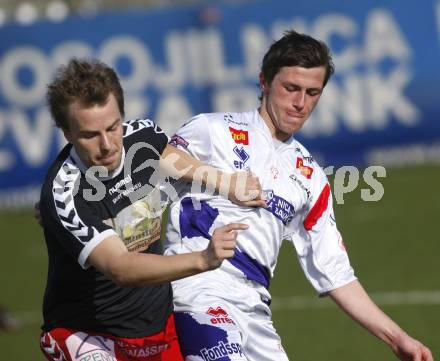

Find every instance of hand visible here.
[392,332,433,361]
[228,170,267,208]
[201,223,248,270]
[34,201,43,227]
[329,281,434,361]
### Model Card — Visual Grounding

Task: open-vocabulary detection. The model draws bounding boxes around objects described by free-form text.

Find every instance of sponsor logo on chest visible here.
[109,174,133,195]
[233,146,250,169]
[264,190,295,225]
[229,127,249,145]
[296,157,314,179]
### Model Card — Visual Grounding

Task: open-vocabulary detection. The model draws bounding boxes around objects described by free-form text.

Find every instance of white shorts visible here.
[172,269,289,361]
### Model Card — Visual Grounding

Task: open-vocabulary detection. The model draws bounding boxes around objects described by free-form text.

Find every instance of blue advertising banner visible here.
[1,0,440,208]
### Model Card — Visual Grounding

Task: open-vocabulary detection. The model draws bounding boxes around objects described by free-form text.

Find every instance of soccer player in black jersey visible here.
[38,59,263,361]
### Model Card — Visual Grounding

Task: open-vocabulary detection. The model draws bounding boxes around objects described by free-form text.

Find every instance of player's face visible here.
[260,65,326,141]
[64,93,124,172]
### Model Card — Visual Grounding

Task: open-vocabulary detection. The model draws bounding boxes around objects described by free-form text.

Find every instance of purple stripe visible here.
[179,197,219,240]
[228,249,270,289]
[179,197,270,289]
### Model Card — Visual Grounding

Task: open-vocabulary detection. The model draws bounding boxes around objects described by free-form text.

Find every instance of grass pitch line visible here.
[13,290,440,323]
[271,290,440,311]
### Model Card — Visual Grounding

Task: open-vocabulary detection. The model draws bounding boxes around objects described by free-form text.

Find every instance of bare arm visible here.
[87,223,248,287]
[329,280,433,361]
[160,144,266,207]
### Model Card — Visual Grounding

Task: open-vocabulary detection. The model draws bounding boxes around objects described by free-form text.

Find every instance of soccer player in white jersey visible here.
[164,30,433,361]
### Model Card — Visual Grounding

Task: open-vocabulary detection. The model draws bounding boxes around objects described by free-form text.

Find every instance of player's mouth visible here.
[98,151,118,165]
[286,110,305,119]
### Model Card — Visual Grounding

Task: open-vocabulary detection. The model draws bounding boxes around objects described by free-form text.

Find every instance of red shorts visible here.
[40,313,184,361]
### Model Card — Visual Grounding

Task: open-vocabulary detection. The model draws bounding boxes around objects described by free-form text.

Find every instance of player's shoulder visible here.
[221,110,255,129]
[123,118,164,137]
[181,110,255,129]
[40,145,80,208]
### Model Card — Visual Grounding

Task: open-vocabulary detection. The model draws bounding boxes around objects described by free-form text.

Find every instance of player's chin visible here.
[281,122,303,135]
[99,153,121,171]
[92,159,118,173]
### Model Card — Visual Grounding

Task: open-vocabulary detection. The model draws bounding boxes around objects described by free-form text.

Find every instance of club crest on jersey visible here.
[229,127,249,145]
[206,306,235,325]
[233,146,249,169]
[169,134,189,149]
[296,157,314,179]
[264,190,295,225]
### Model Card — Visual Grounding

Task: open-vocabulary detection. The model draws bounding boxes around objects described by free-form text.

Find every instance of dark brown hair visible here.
[47,58,124,131]
[261,30,335,90]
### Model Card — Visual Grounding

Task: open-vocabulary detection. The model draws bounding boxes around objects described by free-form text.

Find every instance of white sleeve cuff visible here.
[78,229,119,269]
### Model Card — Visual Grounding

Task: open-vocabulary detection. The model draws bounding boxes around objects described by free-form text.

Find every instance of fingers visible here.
[240,199,268,208]
[395,339,433,361]
[229,170,265,205]
[215,223,248,233]
[219,240,237,254]
[205,222,249,269]
[211,223,248,255]
[410,341,432,361]
[420,344,433,361]
[246,171,264,200]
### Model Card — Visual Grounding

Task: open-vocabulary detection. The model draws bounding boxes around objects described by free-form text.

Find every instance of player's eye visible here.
[307,89,322,96]
[285,85,299,92]
[81,132,97,139]
[108,121,121,132]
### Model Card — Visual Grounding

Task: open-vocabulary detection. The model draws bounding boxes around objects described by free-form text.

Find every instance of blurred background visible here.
[0,0,439,360]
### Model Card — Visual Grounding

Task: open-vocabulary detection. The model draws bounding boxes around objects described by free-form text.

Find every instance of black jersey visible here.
[40,119,173,337]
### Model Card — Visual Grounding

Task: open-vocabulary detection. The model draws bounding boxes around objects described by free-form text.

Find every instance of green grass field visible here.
[1,165,439,360]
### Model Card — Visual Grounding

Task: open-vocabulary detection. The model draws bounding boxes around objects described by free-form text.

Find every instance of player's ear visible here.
[259,72,268,94]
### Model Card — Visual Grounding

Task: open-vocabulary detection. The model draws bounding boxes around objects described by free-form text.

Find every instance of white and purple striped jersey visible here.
[165,109,356,299]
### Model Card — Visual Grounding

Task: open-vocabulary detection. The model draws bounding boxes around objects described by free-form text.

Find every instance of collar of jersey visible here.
[254,109,297,150]
[70,146,126,181]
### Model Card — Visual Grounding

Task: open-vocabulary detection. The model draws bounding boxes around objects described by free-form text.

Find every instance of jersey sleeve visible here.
[168,114,212,163]
[285,167,356,296]
[40,168,118,270]
[124,118,169,156]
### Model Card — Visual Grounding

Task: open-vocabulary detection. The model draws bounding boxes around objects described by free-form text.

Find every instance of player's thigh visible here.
[41,328,115,361]
[243,313,289,361]
[174,305,248,361]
